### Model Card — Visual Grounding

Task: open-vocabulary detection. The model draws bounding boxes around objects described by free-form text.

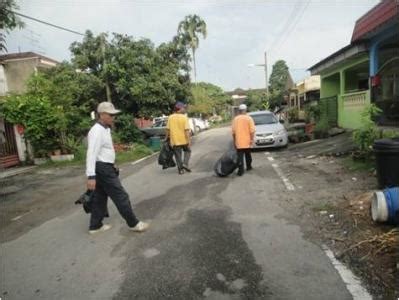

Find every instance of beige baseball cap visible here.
[97,102,121,114]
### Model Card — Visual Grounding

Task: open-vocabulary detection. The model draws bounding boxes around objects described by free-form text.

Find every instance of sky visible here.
[6,0,379,91]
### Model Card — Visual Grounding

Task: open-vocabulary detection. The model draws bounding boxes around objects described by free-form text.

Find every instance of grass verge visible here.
[341,156,375,172]
[115,144,154,164]
[39,144,153,169]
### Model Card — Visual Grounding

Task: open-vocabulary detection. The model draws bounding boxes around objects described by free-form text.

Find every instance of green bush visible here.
[1,94,64,157]
[63,136,83,155]
[382,130,399,139]
[115,143,153,164]
[352,104,382,158]
[314,117,329,139]
[73,144,87,162]
[304,104,321,123]
[287,107,299,123]
[114,113,144,144]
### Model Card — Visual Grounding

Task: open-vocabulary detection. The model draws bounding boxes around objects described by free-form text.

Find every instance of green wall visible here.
[319,54,370,129]
[338,91,371,129]
[320,73,340,98]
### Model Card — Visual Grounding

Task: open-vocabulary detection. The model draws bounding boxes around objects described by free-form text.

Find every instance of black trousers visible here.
[173,145,191,171]
[89,162,139,230]
[237,148,252,173]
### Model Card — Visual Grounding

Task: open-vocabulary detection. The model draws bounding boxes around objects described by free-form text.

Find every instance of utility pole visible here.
[248,52,268,97]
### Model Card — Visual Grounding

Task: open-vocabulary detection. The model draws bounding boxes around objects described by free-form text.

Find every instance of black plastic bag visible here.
[158,141,176,169]
[214,143,238,177]
[75,190,110,217]
[75,190,93,214]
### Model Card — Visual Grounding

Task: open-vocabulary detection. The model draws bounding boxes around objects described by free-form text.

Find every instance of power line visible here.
[268,0,304,53]
[8,10,84,36]
[275,0,311,51]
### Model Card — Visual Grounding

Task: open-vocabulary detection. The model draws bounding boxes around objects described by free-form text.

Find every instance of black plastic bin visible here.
[373,137,399,188]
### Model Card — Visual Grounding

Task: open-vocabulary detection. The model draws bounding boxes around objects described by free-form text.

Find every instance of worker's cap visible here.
[175,101,187,110]
[97,102,121,115]
[238,104,247,111]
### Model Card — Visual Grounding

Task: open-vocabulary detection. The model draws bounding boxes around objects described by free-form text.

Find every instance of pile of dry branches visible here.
[337,228,399,259]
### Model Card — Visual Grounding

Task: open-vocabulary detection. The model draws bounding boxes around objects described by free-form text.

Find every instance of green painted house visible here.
[309,0,399,129]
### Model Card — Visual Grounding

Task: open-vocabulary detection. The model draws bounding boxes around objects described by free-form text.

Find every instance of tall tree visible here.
[190,82,230,117]
[0,0,24,52]
[69,31,112,101]
[246,90,269,111]
[268,60,290,108]
[70,31,191,117]
[177,15,207,83]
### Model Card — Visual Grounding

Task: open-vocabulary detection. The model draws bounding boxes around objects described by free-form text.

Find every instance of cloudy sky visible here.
[6,0,379,91]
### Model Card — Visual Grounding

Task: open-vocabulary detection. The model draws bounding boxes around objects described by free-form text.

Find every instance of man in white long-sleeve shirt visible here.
[86,102,149,234]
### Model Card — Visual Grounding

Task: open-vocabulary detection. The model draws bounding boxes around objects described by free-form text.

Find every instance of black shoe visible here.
[237,170,244,176]
[247,166,253,171]
[182,165,191,172]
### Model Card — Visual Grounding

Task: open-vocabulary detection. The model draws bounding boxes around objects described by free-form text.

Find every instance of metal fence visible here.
[319,96,338,127]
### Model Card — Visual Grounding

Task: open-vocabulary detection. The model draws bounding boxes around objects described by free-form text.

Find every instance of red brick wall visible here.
[134,118,153,128]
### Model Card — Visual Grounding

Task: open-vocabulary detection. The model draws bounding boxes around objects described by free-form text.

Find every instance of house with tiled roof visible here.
[0,52,59,168]
[309,0,399,129]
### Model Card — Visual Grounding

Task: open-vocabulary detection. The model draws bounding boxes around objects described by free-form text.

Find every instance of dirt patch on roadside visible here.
[319,192,398,299]
[274,152,398,299]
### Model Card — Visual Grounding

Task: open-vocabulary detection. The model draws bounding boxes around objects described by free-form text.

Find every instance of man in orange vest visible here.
[232,104,255,176]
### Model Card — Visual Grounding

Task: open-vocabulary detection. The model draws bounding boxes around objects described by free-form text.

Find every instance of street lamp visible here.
[248,51,268,97]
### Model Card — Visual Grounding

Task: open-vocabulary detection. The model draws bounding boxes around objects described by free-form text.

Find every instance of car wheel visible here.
[195,126,201,133]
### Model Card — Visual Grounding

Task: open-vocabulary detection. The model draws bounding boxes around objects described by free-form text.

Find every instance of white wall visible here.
[0,65,8,96]
[305,76,321,92]
[13,125,33,162]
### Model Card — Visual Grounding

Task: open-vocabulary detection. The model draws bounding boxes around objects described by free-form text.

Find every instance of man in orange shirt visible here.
[232,104,255,176]
[165,102,192,175]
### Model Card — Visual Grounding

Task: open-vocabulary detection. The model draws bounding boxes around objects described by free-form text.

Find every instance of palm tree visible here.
[177,15,207,83]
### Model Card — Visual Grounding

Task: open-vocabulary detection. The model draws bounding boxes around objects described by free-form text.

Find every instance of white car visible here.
[143,116,204,137]
[248,111,288,148]
[189,118,209,134]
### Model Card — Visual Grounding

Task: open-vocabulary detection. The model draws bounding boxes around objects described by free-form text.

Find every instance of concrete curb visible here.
[0,166,37,179]
[130,152,159,166]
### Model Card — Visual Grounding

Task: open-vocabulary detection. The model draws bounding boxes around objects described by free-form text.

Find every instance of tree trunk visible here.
[101,35,112,103]
[192,48,196,84]
[105,81,112,103]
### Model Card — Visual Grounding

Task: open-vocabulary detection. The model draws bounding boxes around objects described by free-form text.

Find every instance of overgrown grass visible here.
[115,144,153,164]
[39,144,153,169]
[341,156,375,172]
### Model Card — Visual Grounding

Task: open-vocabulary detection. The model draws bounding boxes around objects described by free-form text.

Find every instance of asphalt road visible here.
[1,127,354,300]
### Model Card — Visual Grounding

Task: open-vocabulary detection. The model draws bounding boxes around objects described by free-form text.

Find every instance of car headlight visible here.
[273,129,286,136]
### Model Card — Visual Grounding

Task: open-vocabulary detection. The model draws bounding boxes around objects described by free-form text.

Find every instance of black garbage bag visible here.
[75,190,110,217]
[158,141,176,169]
[214,143,238,177]
[75,190,93,214]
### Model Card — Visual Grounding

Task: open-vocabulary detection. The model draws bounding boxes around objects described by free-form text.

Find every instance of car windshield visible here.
[251,114,277,125]
[154,120,166,127]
